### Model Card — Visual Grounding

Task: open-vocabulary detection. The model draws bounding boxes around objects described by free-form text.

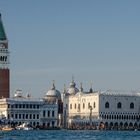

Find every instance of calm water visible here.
[0,130,140,140]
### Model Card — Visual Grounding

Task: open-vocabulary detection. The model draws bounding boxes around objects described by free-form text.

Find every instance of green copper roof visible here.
[0,13,7,40]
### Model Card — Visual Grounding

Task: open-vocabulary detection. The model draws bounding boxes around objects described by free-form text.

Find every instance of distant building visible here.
[43,81,63,128]
[0,86,61,128]
[0,13,10,98]
[63,80,140,130]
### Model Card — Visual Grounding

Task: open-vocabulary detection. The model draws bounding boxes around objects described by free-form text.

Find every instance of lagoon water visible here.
[0,130,140,140]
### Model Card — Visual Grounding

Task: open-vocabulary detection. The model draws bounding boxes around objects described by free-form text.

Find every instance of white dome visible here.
[46,89,61,100]
[45,83,61,100]
[67,87,79,95]
[67,80,79,95]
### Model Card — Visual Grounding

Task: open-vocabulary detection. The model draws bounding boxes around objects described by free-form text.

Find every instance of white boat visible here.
[16,122,33,130]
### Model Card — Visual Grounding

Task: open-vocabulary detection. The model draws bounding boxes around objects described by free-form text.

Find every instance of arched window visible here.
[88,103,90,109]
[105,102,109,108]
[130,102,134,109]
[93,102,96,108]
[48,111,50,117]
[52,121,55,127]
[78,104,80,110]
[33,122,36,126]
[0,56,2,61]
[70,104,72,109]
[52,111,55,117]
[117,102,122,109]
[75,103,76,109]
[83,103,85,109]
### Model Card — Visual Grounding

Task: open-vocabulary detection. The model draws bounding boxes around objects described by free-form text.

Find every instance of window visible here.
[47,122,50,127]
[70,104,72,109]
[26,104,29,108]
[78,104,80,111]
[43,123,45,127]
[52,111,55,117]
[30,114,32,119]
[8,114,10,119]
[88,103,90,109]
[105,102,109,108]
[15,104,18,108]
[19,104,21,108]
[52,121,55,127]
[33,122,36,126]
[8,104,10,108]
[117,102,122,109]
[37,105,39,109]
[33,114,35,119]
[19,114,21,119]
[30,104,32,109]
[26,114,28,119]
[75,103,76,109]
[93,102,96,108]
[48,110,50,117]
[0,56,7,61]
[83,103,85,109]
[43,111,45,117]
[130,102,134,109]
[37,114,39,119]
[33,105,36,109]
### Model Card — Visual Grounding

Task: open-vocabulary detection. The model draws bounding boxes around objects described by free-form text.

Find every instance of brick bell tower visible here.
[0,13,10,98]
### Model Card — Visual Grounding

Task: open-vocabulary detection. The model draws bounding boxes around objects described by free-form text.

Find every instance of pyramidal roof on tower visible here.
[0,13,7,40]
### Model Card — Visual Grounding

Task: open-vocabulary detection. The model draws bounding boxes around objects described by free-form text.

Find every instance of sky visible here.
[0,0,140,97]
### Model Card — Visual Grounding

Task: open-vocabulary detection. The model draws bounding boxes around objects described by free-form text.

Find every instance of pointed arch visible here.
[105,102,109,108]
[117,102,122,109]
[130,102,134,109]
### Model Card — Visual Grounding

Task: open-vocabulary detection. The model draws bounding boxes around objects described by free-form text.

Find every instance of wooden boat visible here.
[1,125,14,131]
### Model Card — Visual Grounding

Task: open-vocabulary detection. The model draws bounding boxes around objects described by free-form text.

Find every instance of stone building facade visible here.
[63,81,140,130]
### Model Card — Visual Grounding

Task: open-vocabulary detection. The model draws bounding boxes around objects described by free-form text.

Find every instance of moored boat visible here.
[1,125,14,131]
[16,122,33,130]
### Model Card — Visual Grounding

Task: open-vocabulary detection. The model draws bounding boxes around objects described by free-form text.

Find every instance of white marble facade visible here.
[63,81,140,129]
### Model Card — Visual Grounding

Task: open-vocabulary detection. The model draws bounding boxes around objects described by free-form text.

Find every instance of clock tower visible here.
[0,13,10,98]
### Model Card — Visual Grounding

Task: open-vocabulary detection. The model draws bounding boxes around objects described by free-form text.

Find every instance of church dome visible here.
[45,82,61,101]
[67,79,79,95]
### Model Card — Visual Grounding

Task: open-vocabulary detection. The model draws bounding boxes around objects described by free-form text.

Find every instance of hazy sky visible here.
[1,0,140,97]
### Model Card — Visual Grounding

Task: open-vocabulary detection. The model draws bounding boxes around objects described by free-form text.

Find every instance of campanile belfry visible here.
[0,13,10,98]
